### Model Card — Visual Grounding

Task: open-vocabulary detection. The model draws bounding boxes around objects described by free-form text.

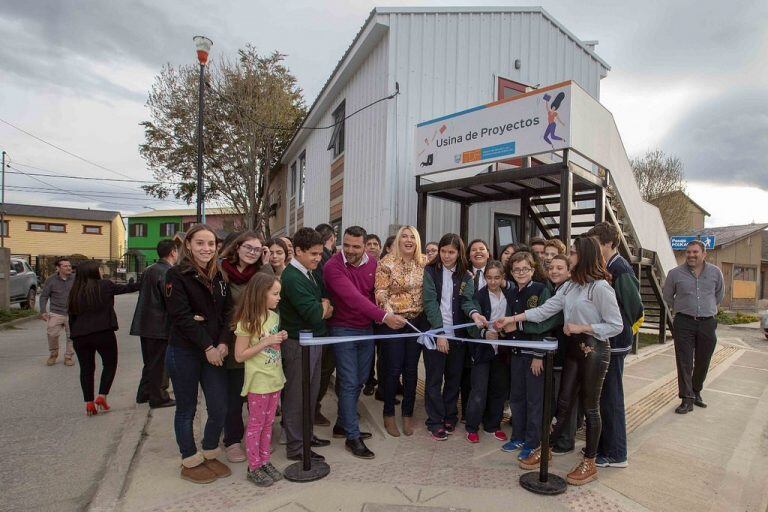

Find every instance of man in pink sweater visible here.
[323,226,407,459]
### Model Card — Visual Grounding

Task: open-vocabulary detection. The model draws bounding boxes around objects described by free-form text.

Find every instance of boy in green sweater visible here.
[279,228,334,462]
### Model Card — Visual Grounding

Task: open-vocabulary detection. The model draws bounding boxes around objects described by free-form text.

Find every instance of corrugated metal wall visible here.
[383,10,606,243]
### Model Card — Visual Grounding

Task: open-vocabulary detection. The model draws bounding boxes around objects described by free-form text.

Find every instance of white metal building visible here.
[273,6,674,275]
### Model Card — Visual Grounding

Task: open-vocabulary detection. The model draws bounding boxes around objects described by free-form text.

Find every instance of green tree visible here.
[631,149,690,234]
[139,46,305,236]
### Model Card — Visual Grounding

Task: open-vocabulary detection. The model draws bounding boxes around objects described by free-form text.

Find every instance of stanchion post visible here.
[283,330,330,482]
[519,339,566,495]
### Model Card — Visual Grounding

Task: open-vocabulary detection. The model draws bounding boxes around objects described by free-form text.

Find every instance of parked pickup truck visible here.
[8,258,38,309]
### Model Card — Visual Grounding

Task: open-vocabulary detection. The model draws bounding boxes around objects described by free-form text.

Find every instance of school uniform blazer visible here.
[503,280,559,359]
[467,286,505,365]
[606,253,644,355]
[422,265,479,337]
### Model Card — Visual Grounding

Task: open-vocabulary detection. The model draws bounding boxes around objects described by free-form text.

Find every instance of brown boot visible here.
[518,446,552,470]
[402,416,414,436]
[566,457,598,486]
[383,415,400,437]
[46,351,58,366]
[202,449,231,478]
[180,453,217,484]
[64,356,75,366]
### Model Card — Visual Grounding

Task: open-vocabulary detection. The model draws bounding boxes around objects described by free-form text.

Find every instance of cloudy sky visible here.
[1,0,766,227]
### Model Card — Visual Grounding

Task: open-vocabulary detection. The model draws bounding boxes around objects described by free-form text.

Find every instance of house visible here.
[127,207,243,265]
[0,202,125,265]
[650,190,710,235]
[672,223,768,311]
[269,7,674,277]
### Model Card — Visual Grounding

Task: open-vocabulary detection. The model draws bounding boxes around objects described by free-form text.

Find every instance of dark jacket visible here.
[606,253,644,354]
[423,265,479,338]
[504,280,558,359]
[130,260,172,339]
[468,286,508,365]
[278,263,328,339]
[165,264,230,352]
[69,279,140,338]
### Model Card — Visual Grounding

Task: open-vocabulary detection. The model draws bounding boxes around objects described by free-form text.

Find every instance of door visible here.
[721,262,733,309]
[493,213,519,258]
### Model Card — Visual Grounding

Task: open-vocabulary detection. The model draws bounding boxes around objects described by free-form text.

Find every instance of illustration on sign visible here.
[414,82,572,176]
[670,235,716,251]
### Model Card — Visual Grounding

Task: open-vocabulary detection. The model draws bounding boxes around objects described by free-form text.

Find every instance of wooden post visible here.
[594,185,606,224]
[559,166,572,245]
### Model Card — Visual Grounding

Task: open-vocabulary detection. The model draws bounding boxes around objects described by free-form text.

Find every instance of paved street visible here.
[0,295,143,512]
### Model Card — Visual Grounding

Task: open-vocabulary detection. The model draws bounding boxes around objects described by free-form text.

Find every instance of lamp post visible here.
[193,36,213,224]
[1,151,6,248]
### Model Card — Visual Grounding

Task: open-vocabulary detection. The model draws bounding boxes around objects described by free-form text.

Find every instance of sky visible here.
[0,0,766,228]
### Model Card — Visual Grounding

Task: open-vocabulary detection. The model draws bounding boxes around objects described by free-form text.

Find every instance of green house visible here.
[127,211,184,270]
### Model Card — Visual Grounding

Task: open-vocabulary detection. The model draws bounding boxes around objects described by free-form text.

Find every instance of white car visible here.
[761,312,768,340]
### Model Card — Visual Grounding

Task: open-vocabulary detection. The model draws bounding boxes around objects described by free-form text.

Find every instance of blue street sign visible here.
[670,235,716,251]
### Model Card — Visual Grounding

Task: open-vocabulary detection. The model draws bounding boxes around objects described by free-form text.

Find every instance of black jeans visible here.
[551,369,578,451]
[136,337,169,405]
[598,353,628,460]
[465,354,510,433]
[223,367,246,447]
[460,352,473,420]
[379,317,424,417]
[423,340,466,431]
[73,330,118,402]
[551,335,610,459]
[673,314,717,399]
[316,345,337,414]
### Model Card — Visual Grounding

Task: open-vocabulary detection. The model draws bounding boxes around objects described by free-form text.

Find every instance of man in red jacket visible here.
[323,226,407,459]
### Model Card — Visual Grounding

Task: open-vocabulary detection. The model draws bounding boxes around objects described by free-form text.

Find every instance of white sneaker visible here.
[225,443,246,463]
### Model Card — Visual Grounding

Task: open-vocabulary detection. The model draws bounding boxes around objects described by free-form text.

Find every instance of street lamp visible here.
[193,35,213,224]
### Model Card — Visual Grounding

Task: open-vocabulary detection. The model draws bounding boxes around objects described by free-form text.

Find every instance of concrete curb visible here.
[87,405,152,512]
[0,314,39,329]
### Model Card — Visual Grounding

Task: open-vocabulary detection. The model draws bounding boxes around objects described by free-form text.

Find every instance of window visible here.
[497,77,527,100]
[290,162,297,198]
[298,152,306,206]
[276,188,282,208]
[129,223,147,237]
[734,266,757,281]
[160,222,179,237]
[27,222,66,233]
[0,220,8,237]
[83,225,102,235]
[327,101,345,158]
[182,221,196,232]
[12,261,24,274]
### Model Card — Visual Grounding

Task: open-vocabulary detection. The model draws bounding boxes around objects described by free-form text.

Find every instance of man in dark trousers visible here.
[663,240,724,414]
[587,223,643,469]
[314,222,338,426]
[130,239,178,408]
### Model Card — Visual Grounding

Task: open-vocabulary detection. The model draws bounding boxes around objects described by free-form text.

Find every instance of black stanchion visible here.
[519,343,567,495]
[283,332,330,482]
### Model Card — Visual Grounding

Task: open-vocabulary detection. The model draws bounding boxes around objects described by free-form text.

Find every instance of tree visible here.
[631,149,691,234]
[139,46,306,237]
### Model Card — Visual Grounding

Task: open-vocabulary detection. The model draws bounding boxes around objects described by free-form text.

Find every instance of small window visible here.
[734,266,757,281]
[12,261,24,273]
[160,222,179,237]
[83,225,102,235]
[277,188,282,208]
[290,162,297,198]
[48,223,66,233]
[129,223,147,237]
[28,222,47,232]
[327,101,345,158]
[298,152,306,206]
[0,220,8,237]
[182,221,196,232]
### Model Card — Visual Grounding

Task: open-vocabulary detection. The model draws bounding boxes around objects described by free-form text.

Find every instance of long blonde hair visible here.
[388,225,425,266]
[232,273,280,336]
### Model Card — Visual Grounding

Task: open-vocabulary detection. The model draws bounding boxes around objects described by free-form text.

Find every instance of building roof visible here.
[1,202,121,222]
[691,223,768,248]
[128,207,238,219]
[279,6,610,165]
[651,190,711,216]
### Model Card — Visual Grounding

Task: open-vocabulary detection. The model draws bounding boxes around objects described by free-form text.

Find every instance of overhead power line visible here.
[8,162,169,184]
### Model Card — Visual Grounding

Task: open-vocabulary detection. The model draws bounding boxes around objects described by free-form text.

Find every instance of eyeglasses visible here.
[241,244,263,254]
[511,268,533,275]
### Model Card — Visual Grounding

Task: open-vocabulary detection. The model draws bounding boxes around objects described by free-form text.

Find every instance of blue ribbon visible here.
[298,321,557,352]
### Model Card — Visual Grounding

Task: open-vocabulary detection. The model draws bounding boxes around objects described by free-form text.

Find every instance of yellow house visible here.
[1,203,126,264]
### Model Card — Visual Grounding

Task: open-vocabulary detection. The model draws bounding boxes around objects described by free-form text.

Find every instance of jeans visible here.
[166,344,228,459]
[550,335,610,459]
[598,353,627,461]
[423,340,466,431]
[465,354,510,433]
[509,354,544,448]
[73,330,118,402]
[316,345,336,414]
[673,314,718,399]
[551,369,578,451]
[379,316,424,417]
[331,326,375,439]
[223,367,246,447]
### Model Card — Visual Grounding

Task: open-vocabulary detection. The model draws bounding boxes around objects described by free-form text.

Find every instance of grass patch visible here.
[715,310,759,325]
[0,308,37,324]
[638,332,662,349]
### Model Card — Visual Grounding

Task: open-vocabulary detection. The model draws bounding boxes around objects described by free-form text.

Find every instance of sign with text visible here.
[414,82,572,175]
[670,235,716,251]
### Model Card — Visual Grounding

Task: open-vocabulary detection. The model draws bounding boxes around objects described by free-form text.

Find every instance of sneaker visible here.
[262,462,283,482]
[431,429,448,441]
[595,455,628,468]
[225,443,247,463]
[501,439,525,452]
[444,422,456,434]
[485,430,508,442]
[247,466,273,487]
[552,445,575,456]
[518,447,533,461]
[466,432,480,443]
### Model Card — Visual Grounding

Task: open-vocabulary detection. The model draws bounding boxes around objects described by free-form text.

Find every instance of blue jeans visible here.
[597,353,627,460]
[331,326,374,440]
[166,344,228,459]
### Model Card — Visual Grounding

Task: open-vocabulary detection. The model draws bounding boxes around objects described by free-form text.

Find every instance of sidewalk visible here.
[115,328,768,512]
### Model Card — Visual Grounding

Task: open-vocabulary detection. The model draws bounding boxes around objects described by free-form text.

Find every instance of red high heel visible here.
[94,396,110,412]
[86,402,98,416]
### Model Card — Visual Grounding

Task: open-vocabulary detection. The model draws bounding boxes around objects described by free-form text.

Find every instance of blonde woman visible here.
[374,226,427,437]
